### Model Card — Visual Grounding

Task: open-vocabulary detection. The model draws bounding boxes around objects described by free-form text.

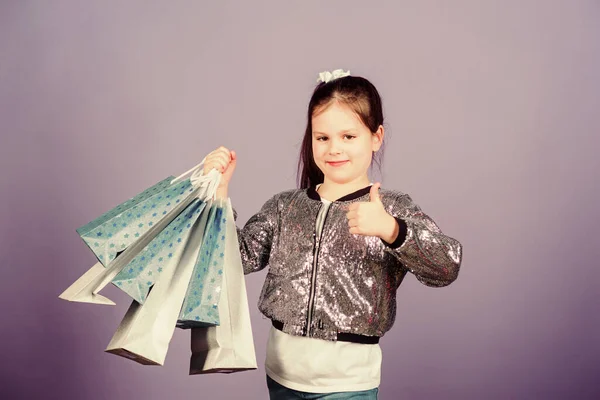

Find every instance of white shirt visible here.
[264,194,382,393]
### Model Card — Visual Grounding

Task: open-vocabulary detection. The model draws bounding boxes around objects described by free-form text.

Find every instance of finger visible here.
[204,155,220,173]
[207,157,228,173]
[369,182,381,203]
[228,150,237,172]
[347,203,358,212]
[206,155,224,169]
[209,148,229,164]
[217,160,228,172]
[211,147,228,158]
[208,152,229,168]
[220,148,232,160]
[216,153,230,166]
[207,150,226,162]
[218,146,231,155]
[348,217,360,228]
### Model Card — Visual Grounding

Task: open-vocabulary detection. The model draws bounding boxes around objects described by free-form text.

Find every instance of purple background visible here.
[1,1,599,399]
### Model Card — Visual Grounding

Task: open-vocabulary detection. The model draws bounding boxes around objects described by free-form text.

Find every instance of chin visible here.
[325,175,356,185]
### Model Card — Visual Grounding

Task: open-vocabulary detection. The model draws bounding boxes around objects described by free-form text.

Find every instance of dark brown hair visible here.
[296,75,385,189]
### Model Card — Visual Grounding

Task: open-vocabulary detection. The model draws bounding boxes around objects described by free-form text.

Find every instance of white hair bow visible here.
[317,69,351,83]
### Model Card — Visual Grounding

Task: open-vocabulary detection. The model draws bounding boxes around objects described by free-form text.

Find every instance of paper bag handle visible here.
[171,157,222,201]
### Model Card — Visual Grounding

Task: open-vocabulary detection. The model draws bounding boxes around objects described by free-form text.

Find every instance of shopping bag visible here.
[110,199,208,304]
[105,198,212,365]
[177,202,227,328]
[59,186,201,305]
[59,160,221,305]
[189,198,257,374]
[58,262,116,305]
[76,177,196,267]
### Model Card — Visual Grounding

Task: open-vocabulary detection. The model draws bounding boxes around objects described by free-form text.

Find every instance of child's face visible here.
[311,101,383,186]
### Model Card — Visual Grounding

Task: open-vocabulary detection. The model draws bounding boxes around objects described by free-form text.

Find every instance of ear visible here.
[372,125,384,152]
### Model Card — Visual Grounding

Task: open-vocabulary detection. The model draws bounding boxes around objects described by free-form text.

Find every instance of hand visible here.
[203,146,237,188]
[346,182,399,242]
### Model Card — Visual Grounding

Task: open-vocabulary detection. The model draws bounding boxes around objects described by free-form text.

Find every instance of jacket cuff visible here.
[382,217,408,249]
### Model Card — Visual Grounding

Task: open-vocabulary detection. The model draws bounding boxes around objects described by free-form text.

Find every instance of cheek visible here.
[312,142,324,159]
[349,139,372,159]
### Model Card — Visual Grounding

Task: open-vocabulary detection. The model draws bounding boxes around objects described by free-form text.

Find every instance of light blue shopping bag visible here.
[76,177,196,267]
[60,159,223,306]
[177,200,227,328]
[111,199,208,304]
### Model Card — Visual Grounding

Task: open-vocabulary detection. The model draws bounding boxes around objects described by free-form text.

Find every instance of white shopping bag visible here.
[190,198,257,374]
[58,262,116,305]
[105,199,212,365]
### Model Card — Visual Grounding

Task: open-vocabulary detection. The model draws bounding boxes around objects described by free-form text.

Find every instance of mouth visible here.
[326,160,349,167]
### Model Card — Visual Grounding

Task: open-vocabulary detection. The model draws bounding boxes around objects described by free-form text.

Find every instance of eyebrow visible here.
[312,129,357,136]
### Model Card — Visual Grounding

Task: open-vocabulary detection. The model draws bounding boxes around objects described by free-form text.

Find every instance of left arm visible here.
[380,194,462,287]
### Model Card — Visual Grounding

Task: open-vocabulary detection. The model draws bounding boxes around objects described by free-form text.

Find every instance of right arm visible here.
[206,146,277,275]
[230,194,279,275]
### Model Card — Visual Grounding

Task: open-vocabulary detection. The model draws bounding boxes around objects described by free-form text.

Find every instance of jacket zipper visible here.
[306,203,330,337]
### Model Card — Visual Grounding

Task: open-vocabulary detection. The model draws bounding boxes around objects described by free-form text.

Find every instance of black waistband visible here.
[271,320,380,345]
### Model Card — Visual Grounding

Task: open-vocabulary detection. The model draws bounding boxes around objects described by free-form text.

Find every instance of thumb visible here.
[223,150,237,180]
[369,182,381,203]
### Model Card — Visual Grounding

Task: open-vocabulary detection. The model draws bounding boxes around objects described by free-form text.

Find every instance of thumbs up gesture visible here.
[346,183,400,243]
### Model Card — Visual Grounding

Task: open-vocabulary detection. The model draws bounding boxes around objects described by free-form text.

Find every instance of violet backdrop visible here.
[1,1,598,399]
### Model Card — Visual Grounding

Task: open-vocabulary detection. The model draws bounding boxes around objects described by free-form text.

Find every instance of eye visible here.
[344,135,356,140]
[316,136,328,141]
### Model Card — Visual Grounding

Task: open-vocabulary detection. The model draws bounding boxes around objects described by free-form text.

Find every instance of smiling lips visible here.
[326,160,349,167]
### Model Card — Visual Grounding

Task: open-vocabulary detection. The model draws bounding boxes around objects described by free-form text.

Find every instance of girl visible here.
[203,70,462,399]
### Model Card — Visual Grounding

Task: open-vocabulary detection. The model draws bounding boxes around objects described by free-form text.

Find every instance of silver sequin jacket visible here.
[234,185,462,341]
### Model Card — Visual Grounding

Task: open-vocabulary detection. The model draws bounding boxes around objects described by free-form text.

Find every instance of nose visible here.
[327,139,342,155]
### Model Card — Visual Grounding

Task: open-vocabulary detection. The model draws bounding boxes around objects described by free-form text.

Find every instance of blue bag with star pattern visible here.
[60,160,222,306]
[176,202,227,328]
[109,197,209,304]
[104,197,221,365]
[76,178,197,268]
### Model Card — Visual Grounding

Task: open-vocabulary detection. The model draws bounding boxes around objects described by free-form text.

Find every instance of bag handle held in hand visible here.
[171,157,222,201]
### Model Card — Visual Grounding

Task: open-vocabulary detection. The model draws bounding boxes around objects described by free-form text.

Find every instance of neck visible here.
[317,176,371,201]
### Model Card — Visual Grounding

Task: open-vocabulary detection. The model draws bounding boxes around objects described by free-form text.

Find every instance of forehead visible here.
[312,102,366,132]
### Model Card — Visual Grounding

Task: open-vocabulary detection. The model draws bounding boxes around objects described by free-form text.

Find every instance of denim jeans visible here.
[267,375,379,400]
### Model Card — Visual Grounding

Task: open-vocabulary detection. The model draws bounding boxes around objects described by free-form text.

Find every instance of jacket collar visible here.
[307,184,372,202]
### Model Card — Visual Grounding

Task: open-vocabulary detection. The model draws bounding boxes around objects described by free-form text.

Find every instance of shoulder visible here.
[379,187,419,212]
[275,188,304,198]
[379,187,410,203]
[262,188,306,205]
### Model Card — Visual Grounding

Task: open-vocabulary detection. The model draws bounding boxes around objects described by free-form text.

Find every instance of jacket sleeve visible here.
[381,193,462,287]
[232,193,280,275]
